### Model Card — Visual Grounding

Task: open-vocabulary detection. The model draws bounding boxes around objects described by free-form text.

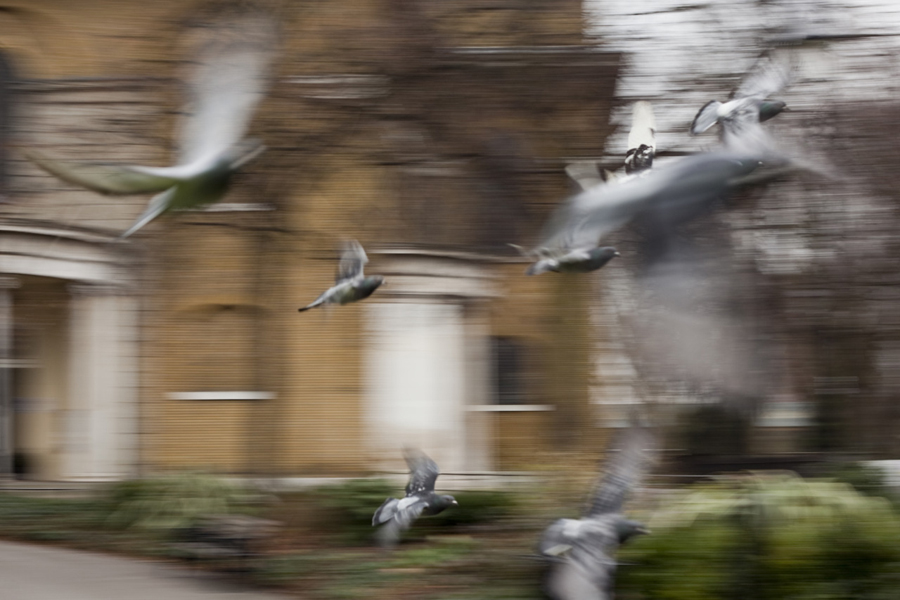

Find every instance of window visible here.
[493,336,526,405]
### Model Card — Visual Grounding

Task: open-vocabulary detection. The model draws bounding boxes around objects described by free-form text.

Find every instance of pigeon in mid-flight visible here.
[27,9,276,238]
[540,426,654,600]
[690,52,792,154]
[537,148,766,262]
[623,101,657,176]
[298,240,385,312]
[565,101,658,192]
[515,102,656,275]
[372,447,458,547]
[511,244,620,276]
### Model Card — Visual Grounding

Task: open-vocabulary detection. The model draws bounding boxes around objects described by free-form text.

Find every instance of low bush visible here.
[105,472,259,531]
[618,472,900,600]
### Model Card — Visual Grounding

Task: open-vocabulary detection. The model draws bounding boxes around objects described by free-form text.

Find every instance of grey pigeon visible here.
[298,240,385,312]
[541,426,654,600]
[517,102,657,275]
[538,149,766,261]
[512,244,620,276]
[27,9,276,239]
[297,240,385,312]
[690,52,792,154]
[372,447,458,547]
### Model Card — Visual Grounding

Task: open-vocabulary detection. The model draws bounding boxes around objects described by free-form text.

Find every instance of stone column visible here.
[0,277,17,478]
[65,284,139,481]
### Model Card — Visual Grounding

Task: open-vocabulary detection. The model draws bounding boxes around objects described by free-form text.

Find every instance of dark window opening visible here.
[493,336,527,405]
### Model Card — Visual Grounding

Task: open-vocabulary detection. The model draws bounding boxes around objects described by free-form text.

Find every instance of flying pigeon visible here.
[537,149,766,261]
[514,102,655,275]
[26,9,276,239]
[623,101,657,176]
[511,244,620,276]
[690,52,792,154]
[540,426,654,600]
[297,240,385,312]
[565,101,657,192]
[372,447,458,547]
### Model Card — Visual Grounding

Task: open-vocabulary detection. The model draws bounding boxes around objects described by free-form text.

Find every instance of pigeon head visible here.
[436,494,458,511]
[615,518,650,543]
[758,100,788,123]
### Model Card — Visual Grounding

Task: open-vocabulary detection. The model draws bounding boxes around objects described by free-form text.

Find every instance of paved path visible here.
[0,540,291,600]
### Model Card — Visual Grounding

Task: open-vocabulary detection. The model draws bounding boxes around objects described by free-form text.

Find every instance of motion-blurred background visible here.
[2,1,900,598]
[2,0,897,483]
[3,0,900,481]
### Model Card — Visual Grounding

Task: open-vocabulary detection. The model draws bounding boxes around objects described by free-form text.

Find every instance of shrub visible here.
[618,472,900,600]
[105,472,259,531]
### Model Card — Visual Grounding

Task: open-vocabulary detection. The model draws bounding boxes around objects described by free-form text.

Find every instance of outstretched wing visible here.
[732,52,792,101]
[690,100,723,136]
[177,8,277,166]
[536,173,658,254]
[587,426,654,518]
[565,161,605,192]
[376,498,427,548]
[26,151,178,196]
[403,447,440,496]
[336,240,368,284]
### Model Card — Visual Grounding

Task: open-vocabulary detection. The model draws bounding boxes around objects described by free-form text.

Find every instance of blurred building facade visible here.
[586,0,900,465]
[0,0,623,480]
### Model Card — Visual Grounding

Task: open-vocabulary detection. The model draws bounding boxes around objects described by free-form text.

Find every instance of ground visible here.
[0,540,290,600]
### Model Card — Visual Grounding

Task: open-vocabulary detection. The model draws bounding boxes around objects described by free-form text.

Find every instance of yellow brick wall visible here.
[3,0,620,475]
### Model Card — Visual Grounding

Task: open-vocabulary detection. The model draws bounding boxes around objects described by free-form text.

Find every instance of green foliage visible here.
[825,462,898,504]
[388,536,479,568]
[312,478,396,544]
[618,472,900,600]
[429,491,516,527]
[104,472,258,531]
[0,495,107,540]
[254,552,321,586]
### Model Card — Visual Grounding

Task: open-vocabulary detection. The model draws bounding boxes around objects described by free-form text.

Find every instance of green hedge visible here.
[618,472,900,600]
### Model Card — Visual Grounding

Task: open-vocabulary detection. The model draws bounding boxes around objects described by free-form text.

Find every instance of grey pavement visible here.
[0,540,291,600]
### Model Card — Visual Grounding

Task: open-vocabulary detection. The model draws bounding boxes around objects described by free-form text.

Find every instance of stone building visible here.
[0,0,622,480]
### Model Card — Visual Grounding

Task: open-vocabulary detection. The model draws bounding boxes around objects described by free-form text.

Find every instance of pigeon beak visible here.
[452,500,458,506]
[638,526,651,535]
[614,251,621,257]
